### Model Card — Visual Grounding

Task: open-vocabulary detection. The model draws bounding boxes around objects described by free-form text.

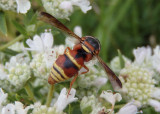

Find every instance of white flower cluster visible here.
[0,88,77,114]
[0,0,31,14]
[115,46,160,112]
[42,0,92,19]
[119,64,156,105]
[0,53,31,92]
[75,62,107,98]
[80,90,123,114]
[80,95,106,114]
[26,30,66,81]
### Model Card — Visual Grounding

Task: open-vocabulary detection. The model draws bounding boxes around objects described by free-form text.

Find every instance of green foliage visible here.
[0,11,7,35]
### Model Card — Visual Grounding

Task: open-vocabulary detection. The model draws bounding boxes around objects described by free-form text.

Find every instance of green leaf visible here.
[0,12,7,35]
[12,20,28,36]
[2,48,19,56]
[24,10,37,26]
[118,49,125,68]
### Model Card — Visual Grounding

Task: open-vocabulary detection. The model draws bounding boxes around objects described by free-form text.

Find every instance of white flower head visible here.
[1,104,15,114]
[54,88,78,112]
[26,30,54,52]
[15,0,31,14]
[117,101,140,114]
[100,90,122,109]
[149,99,160,112]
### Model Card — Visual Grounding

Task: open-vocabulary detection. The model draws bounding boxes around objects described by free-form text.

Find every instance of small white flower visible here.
[152,46,160,73]
[15,101,33,114]
[65,26,82,47]
[100,90,122,110]
[151,88,160,100]
[26,30,53,52]
[54,88,78,112]
[148,99,160,112]
[1,104,15,114]
[15,0,31,14]
[59,1,73,13]
[117,101,139,114]
[71,0,92,13]
[74,26,82,37]
[133,46,152,66]
[92,77,107,88]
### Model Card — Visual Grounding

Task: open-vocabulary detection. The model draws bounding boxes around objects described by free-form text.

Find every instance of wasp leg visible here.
[81,65,89,74]
[67,73,78,98]
[64,47,72,53]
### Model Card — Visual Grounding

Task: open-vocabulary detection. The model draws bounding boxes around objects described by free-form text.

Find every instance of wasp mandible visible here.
[39,12,122,95]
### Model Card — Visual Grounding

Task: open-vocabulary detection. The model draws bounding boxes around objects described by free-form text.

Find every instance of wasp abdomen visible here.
[48,51,82,84]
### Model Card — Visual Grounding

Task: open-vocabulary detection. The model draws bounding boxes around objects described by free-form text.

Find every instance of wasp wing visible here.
[96,55,122,91]
[38,12,81,41]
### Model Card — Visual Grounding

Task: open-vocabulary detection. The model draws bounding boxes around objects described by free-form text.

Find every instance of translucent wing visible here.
[96,55,122,91]
[38,12,81,41]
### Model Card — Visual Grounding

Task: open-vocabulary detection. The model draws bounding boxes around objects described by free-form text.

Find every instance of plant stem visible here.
[46,85,54,107]
[0,34,24,51]
[68,104,71,114]
[24,84,36,102]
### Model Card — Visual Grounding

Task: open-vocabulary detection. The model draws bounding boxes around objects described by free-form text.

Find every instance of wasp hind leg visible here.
[80,65,89,74]
[67,73,78,98]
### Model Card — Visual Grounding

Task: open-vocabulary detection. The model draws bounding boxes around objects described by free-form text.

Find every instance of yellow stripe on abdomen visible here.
[50,71,59,82]
[65,51,82,69]
[53,63,69,80]
[51,67,65,82]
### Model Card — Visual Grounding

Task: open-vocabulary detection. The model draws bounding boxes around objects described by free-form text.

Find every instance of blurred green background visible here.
[0,0,160,62]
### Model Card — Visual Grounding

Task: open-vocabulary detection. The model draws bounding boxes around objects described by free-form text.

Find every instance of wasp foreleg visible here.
[64,47,72,53]
[67,73,78,98]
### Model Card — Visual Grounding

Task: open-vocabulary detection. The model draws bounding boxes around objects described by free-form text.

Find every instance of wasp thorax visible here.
[81,36,101,55]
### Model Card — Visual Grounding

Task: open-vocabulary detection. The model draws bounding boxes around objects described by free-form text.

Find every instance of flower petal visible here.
[16,0,31,14]
[72,0,92,13]
[149,99,160,112]
[118,101,138,114]
[54,88,78,112]
[2,104,15,114]
[41,30,54,49]
[151,88,160,100]
[26,35,43,52]
[100,90,122,106]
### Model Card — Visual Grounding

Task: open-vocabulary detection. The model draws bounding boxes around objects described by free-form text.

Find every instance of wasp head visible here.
[81,36,101,55]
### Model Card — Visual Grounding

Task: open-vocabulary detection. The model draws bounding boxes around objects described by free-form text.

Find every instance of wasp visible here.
[39,12,122,95]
